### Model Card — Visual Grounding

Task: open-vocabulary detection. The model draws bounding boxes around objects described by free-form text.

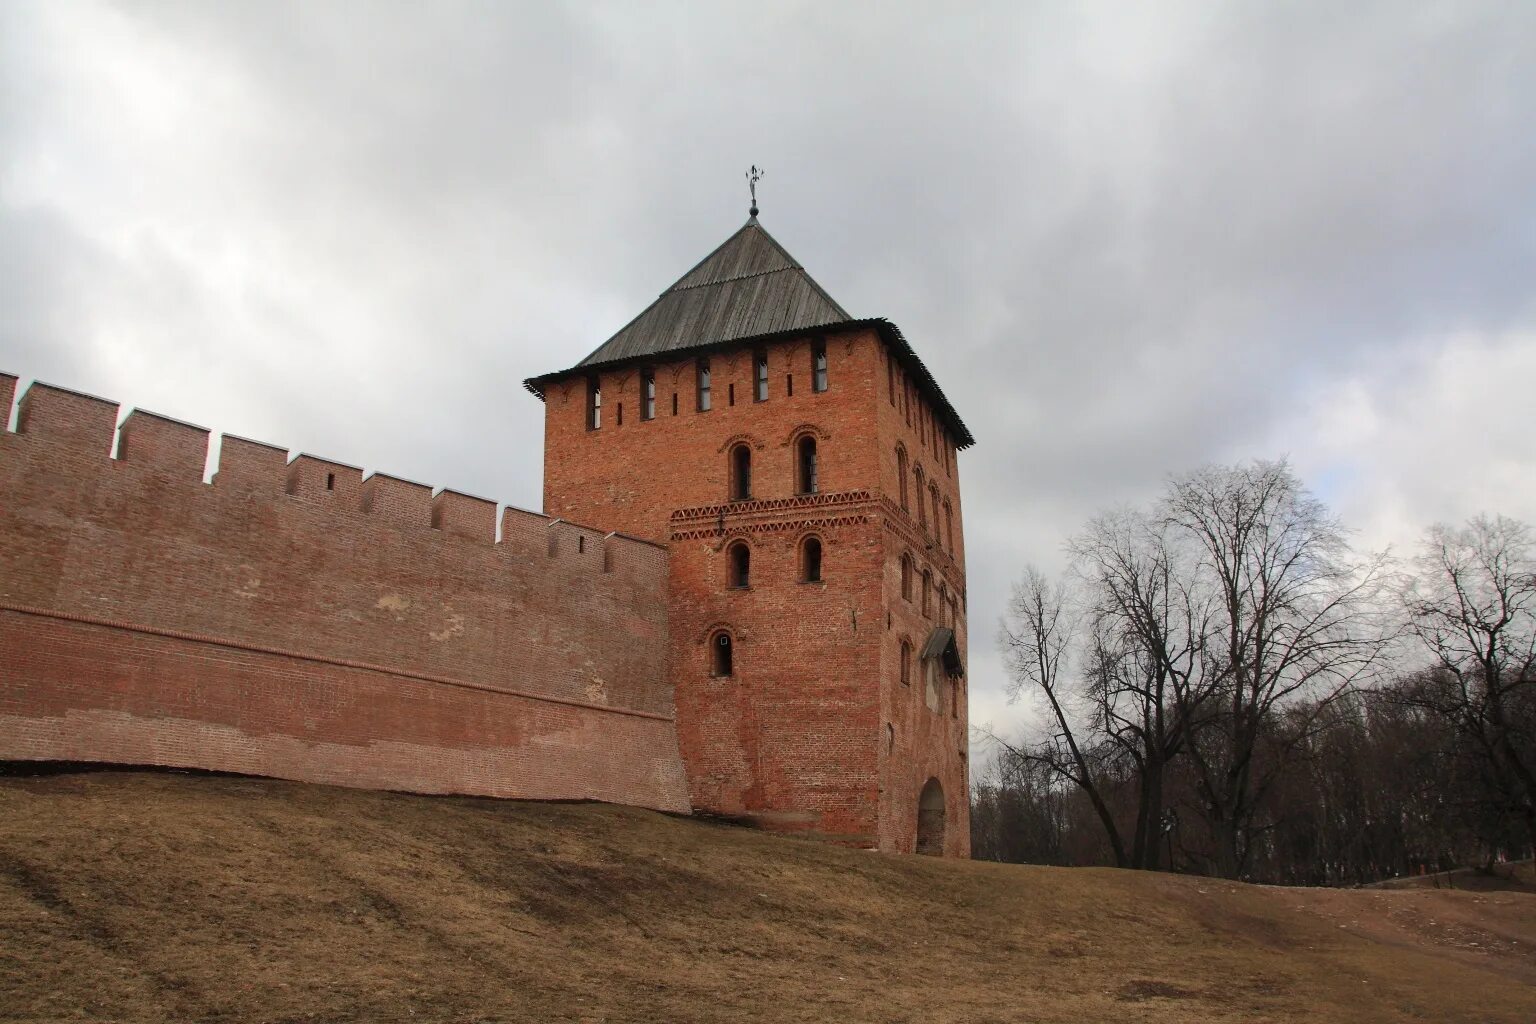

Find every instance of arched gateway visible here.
[916,777,946,855]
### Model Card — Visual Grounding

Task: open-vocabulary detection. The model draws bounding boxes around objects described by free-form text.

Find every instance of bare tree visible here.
[996,568,1130,867]
[1068,508,1221,869]
[1161,460,1392,878]
[1402,515,1536,859]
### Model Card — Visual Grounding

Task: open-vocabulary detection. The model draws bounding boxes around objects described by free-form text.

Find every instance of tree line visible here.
[972,460,1535,884]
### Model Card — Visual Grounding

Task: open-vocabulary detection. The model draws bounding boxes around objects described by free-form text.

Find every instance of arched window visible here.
[812,340,828,392]
[914,467,927,529]
[931,487,942,539]
[730,444,752,501]
[899,640,912,685]
[800,536,823,583]
[797,435,819,494]
[943,501,954,554]
[900,554,914,601]
[727,541,750,589]
[896,445,909,510]
[922,569,932,617]
[711,631,734,677]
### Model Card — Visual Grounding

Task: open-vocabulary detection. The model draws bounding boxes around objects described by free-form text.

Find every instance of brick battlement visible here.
[1,376,660,572]
[0,373,688,811]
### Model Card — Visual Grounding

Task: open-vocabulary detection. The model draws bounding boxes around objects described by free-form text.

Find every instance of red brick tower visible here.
[526,213,973,855]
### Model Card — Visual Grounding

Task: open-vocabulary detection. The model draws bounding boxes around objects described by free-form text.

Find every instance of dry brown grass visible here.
[1,769,1532,1023]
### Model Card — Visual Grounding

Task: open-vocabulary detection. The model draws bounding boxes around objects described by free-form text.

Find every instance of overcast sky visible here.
[4,1,1534,753]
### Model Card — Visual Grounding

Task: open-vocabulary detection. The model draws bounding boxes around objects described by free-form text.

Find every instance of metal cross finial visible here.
[746,165,764,217]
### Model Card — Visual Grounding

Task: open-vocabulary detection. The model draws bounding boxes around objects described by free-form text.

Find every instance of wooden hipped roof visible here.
[524,217,974,449]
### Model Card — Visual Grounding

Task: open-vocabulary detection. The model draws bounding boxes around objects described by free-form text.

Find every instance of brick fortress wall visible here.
[0,373,690,812]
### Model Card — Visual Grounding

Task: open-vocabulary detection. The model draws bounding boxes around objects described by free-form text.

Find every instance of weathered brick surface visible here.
[0,377,689,813]
[541,327,970,854]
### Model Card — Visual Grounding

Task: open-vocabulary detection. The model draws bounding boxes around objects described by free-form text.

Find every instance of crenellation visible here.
[362,472,433,528]
[499,505,551,558]
[216,435,288,492]
[548,519,605,566]
[431,488,497,542]
[15,382,119,459]
[118,409,211,482]
[286,454,364,506]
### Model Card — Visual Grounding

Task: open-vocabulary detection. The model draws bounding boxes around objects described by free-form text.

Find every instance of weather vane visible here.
[746,165,764,217]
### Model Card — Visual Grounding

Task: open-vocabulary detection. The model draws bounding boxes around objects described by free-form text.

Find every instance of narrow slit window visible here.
[915,467,927,529]
[672,392,679,416]
[326,472,335,491]
[922,570,932,617]
[730,444,752,501]
[712,631,734,677]
[755,351,769,401]
[616,402,623,426]
[697,359,712,412]
[797,435,819,494]
[586,376,602,430]
[786,373,794,397]
[901,554,913,601]
[896,446,909,510]
[900,640,912,685]
[812,340,828,392]
[727,542,750,589]
[642,370,656,420]
[728,382,736,407]
[887,358,896,404]
[931,487,942,537]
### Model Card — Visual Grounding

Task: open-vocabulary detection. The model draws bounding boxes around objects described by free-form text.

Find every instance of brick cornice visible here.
[671,488,875,524]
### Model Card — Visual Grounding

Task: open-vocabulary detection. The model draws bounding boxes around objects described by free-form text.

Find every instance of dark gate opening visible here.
[916,777,945,856]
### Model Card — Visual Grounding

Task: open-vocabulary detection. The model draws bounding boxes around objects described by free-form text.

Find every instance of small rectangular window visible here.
[586,376,602,430]
[812,340,828,392]
[754,351,768,402]
[642,369,656,420]
[728,382,736,406]
[697,359,712,412]
[616,402,623,426]
[672,392,679,416]
[786,373,794,397]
